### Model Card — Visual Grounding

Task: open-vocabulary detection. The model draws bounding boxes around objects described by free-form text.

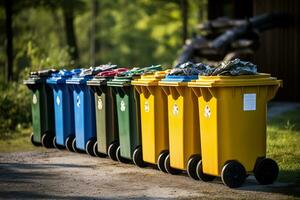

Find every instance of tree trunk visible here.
[4,0,13,82]
[90,0,98,67]
[180,0,188,45]
[63,6,79,61]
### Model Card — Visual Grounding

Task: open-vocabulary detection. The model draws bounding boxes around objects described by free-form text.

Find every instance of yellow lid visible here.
[188,73,283,87]
[131,70,169,86]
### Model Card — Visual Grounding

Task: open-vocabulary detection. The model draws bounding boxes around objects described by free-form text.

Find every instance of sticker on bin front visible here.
[173,103,179,115]
[76,96,81,108]
[204,105,211,118]
[243,93,256,111]
[144,101,150,112]
[97,97,103,110]
[120,100,126,112]
[56,96,61,106]
[32,94,37,104]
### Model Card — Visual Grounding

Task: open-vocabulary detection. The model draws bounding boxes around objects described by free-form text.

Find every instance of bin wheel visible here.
[93,142,107,158]
[157,151,169,173]
[86,139,96,157]
[66,136,75,152]
[133,146,147,168]
[53,137,65,150]
[41,133,54,148]
[164,154,181,175]
[187,155,201,180]
[116,146,131,164]
[196,160,215,182]
[108,142,119,161]
[72,138,84,153]
[30,133,41,146]
[254,158,279,185]
[221,161,246,188]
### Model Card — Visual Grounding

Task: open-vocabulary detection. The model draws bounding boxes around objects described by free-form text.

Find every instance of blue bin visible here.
[47,69,81,151]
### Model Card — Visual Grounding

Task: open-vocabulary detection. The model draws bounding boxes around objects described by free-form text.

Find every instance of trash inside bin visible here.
[66,64,117,156]
[47,69,81,151]
[87,68,128,159]
[24,69,58,148]
[107,65,162,165]
[188,73,282,188]
[131,70,170,169]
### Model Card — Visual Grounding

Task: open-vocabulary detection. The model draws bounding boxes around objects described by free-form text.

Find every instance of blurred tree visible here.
[180,0,188,45]
[4,0,13,82]
[90,0,98,66]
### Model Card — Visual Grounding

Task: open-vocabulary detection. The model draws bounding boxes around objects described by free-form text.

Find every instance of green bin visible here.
[23,69,57,148]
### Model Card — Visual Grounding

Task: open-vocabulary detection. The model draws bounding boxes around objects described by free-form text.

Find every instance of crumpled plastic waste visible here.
[208,59,257,76]
[169,62,212,76]
[118,65,162,77]
[79,64,117,76]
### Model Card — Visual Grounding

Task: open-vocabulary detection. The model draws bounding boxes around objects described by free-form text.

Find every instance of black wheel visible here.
[133,146,147,168]
[187,155,201,180]
[116,146,131,164]
[53,136,65,150]
[254,158,279,185]
[108,142,119,161]
[164,154,181,175]
[30,133,41,146]
[93,142,107,158]
[157,151,169,173]
[72,138,84,153]
[86,139,96,156]
[196,160,215,182]
[66,136,75,152]
[41,133,54,148]
[221,161,246,188]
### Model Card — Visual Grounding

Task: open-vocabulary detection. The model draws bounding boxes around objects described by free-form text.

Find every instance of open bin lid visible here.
[24,69,58,85]
[131,71,169,86]
[188,73,283,88]
[87,68,128,86]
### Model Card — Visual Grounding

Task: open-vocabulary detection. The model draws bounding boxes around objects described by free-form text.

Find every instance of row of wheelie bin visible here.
[24,61,282,188]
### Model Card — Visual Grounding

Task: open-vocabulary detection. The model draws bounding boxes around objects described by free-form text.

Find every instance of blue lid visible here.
[161,75,198,82]
[47,69,82,84]
[66,75,92,84]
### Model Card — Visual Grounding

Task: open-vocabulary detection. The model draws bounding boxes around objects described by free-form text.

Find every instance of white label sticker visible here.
[120,100,126,112]
[32,94,37,104]
[97,97,103,110]
[56,96,61,106]
[204,105,211,118]
[76,96,81,108]
[173,103,179,115]
[243,93,256,111]
[144,101,150,112]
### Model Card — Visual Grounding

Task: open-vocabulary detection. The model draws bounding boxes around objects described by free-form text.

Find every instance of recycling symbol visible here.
[144,101,150,112]
[173,103,179,115]
[56,96,61,106]
[32,94,37,104]
[76,96,81,108]
[204,105,211,118]
[120,100,126,112]
[97,97,103,110]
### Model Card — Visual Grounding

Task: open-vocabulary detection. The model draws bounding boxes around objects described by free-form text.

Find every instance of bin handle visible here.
[266,81,282,101]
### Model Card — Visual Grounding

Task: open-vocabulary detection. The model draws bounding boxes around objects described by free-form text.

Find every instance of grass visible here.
[0,108,299,184]
[267,108,300,184]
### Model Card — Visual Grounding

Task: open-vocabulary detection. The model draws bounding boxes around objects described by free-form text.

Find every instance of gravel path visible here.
[0,150,299,199]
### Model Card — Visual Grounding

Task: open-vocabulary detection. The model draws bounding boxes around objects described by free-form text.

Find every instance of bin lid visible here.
[159,75,198,86]
[87,68,128,86]
[131,70,169,86]
[47,69,82,84]
[188,73,283,88]
[107,65,162,87]
[79,64,117,76]
[24,69,58,85]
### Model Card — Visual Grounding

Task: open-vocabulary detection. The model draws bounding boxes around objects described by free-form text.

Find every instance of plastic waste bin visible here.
[131,71,170,170]
[46,69,81,151]
[87,68,128,159]
[24,69,58,148]
[158,75,201,179]
[66,65,117,156]
[188,73,282,188]
[107,65,162,165]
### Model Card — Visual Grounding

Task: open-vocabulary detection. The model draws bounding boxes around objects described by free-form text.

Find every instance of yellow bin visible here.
[158,75,201,180]
[188,73,282,188]
[132,71,170,171]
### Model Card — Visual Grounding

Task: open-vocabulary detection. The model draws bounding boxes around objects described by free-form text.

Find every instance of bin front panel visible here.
[31,89,42,143]
[43,84,55,137]
[167,87,200,170]
[200,86,268,176]
[140,86,169,164]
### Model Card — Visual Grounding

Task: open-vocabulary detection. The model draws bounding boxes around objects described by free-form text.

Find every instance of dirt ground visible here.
[0,150,299,199]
